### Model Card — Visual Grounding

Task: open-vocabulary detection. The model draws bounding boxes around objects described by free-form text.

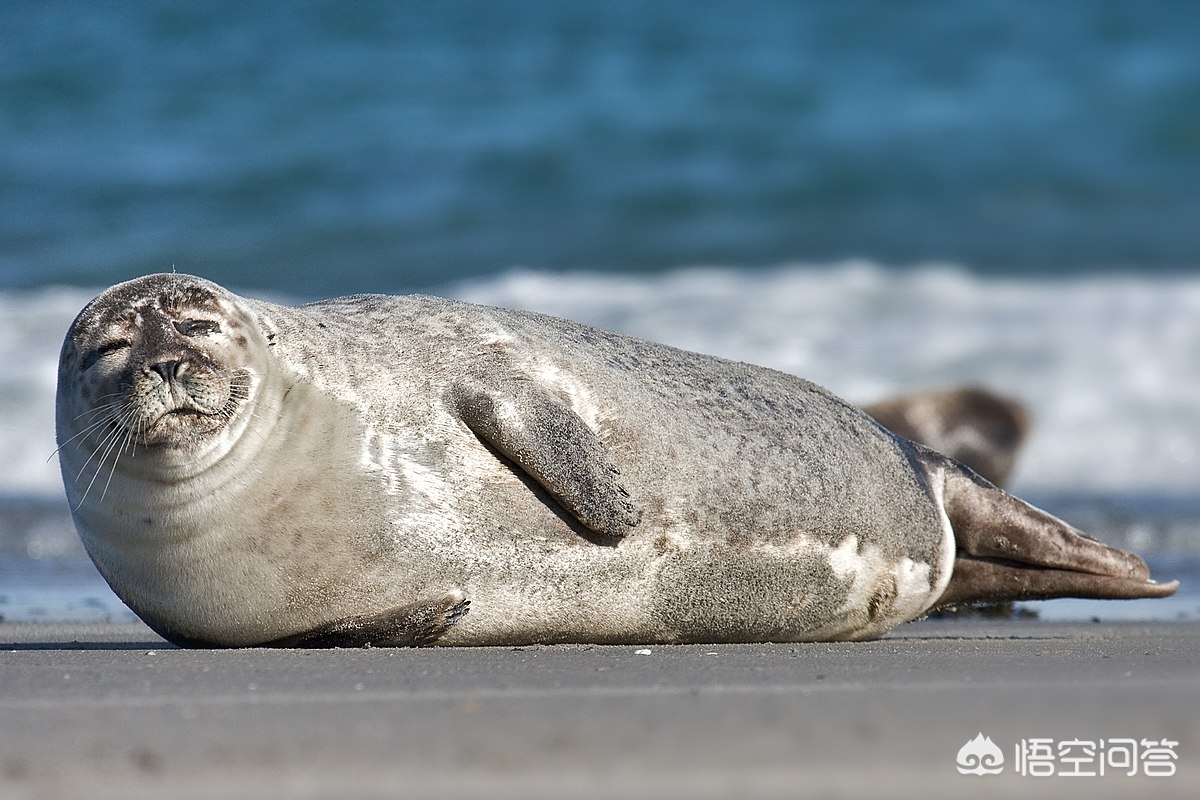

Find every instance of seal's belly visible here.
[435,527,953,645]
[375,392,955,645]
[417,440,954,645]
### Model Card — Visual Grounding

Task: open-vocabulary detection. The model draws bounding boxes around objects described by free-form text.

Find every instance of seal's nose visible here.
[149,359,184,382]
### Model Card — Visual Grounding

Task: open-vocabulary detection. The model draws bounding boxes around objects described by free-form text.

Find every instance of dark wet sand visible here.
[1,618,1196,799]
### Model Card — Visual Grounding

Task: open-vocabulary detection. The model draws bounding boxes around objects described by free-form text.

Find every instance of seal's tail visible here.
[933,462,1178,609]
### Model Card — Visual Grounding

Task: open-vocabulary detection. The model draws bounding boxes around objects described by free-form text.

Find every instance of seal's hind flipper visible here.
[939,558,1178,606]
[262,592,470,648]
[449,383,641,539]
[934,464,1178,609]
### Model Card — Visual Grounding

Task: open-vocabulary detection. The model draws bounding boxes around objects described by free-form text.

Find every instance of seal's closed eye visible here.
[175,319,220,337]
[80,340,130,372]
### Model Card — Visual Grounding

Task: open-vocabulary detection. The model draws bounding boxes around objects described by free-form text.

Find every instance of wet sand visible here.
[1,617,1197,799]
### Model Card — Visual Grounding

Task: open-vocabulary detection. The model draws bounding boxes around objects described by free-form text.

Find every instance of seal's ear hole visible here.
[81,340,130,372]
[175,319,220,338]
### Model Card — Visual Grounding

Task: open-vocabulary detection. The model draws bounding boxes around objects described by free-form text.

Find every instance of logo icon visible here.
[957,733,1005,775]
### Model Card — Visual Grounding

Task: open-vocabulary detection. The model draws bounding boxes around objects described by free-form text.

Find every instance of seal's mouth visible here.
[155,406,218,425]
[131,408,224,447]
[138,391,246,446]
[117,365,252,448]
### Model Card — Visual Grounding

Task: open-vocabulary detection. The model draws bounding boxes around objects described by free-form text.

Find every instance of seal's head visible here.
[57,274,264,493]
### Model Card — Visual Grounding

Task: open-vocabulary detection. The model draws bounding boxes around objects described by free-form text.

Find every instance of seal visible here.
[863,387,1031,487]
[56,274,1177,647]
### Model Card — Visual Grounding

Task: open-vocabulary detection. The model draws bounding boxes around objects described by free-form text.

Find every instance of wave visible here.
[5,262,1199,503]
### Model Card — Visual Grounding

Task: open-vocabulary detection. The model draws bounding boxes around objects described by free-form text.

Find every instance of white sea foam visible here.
[4,263,1199,501]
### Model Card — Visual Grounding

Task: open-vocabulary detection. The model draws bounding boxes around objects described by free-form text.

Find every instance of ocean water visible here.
[4,0,1200,291]
[1,2,1198,625]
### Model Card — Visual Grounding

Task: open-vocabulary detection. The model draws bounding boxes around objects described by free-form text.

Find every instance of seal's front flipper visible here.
[934,464,1178,608]
[263,592,470,648]
[449,383,641,539]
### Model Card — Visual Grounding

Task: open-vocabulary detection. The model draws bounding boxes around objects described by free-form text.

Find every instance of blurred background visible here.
[1,0,1198,620]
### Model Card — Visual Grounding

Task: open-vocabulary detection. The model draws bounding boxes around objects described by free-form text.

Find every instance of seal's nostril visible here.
[150,360,182,381]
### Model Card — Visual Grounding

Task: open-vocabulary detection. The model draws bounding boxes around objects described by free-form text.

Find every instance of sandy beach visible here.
[1,617,1195,799]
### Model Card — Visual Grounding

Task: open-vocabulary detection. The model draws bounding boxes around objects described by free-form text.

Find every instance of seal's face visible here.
[57,275,262,488]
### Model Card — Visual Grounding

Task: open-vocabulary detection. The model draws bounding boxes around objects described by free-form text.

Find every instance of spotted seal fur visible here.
[55,274,1177,647]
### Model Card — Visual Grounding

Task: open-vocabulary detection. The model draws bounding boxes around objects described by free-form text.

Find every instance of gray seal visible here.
[56,274,1177,647]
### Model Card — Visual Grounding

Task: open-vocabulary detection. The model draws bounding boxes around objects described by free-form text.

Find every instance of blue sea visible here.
[1,1,1198,625]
